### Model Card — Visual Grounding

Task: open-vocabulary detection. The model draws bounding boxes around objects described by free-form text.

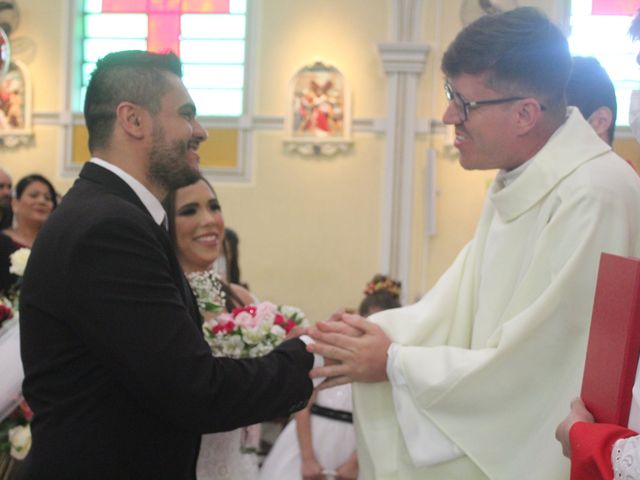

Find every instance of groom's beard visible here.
[148,124,201,192]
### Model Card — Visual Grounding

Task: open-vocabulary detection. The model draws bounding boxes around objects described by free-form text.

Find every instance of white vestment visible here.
[353,108,640,479]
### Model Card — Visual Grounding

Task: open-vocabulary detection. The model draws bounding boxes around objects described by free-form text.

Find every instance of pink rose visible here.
[254,302,277,324]
[235,311,257,328]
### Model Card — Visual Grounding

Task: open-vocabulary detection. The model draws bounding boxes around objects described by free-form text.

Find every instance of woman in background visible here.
[259,275,402,480]
[0,174,57,296]
[0,174,57,479]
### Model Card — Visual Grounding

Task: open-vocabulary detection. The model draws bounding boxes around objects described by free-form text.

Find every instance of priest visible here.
[308,7,640,480]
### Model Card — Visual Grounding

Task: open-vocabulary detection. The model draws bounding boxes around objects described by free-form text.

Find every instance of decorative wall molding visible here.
[32,112,393,133]
[378,42,430,74]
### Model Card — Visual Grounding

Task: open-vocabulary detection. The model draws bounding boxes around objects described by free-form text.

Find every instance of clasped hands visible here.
[302,311,392,390]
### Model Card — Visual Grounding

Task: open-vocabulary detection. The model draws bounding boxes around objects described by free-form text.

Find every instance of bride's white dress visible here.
[196,429,259,480]
[0,319,23,422]
[190,268,259,480]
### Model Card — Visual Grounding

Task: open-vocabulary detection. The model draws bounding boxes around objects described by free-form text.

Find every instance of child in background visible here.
[259,275,401,480]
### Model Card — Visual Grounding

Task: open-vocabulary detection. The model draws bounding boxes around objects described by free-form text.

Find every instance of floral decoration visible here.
[9,248,30,277]
[186,269,225,314]
[363,274,401,298]
[1,398,32,460]
[8,424,30,460]
[0,300,12,328]
[202,301,308,359]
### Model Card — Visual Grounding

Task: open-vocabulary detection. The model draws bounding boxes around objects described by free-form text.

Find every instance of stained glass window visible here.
[569,0,640,127]
[77,0,248,116]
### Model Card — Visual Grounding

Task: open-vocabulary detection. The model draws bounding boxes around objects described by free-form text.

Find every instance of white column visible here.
[377,1,429,304]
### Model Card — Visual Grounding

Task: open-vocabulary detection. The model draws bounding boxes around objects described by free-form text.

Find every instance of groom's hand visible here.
[307,314,391,388]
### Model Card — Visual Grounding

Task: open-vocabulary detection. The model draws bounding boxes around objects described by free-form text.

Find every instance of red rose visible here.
[19,399,34,422]
[212,320,236,335]
[0,304,13,322]
[232,305,257,317]
[284,319,297,333]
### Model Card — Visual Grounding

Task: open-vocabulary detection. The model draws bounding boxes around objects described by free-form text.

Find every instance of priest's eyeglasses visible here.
[444,81,545,122]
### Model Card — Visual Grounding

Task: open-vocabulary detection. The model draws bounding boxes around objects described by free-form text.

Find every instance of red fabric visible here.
[570,422,637,480]
[592,0,638,16]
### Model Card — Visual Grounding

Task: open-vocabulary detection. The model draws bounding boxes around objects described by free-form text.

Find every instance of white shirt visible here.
[89,158,166,227]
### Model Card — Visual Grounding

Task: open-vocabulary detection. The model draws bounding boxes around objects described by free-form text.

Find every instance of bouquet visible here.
[0,399,33,460]
[186,269,225,314]
[202,301,308,359]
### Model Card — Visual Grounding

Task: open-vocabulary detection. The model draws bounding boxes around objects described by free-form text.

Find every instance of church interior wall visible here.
[2,0,637,319]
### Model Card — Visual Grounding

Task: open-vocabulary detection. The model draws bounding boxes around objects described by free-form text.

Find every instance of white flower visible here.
[258,321,274,336]
[249,343,273,357]
[9,248,30,277]
[186,270,225,313]
[9,424,31,460]
[270,324,286,338]
[241,326,263,346]
[221,335,244,357]
[278,305,309,327]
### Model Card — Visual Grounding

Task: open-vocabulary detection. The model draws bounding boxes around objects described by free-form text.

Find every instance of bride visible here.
[164,175,259,480]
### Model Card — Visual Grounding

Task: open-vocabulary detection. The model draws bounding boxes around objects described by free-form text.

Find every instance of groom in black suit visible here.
[18,51,315,479]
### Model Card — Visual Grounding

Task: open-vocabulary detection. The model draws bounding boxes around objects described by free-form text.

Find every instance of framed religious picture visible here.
[285,61,352,155]
[0,60,32,147]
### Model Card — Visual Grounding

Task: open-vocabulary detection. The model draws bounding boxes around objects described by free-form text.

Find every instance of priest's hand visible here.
[555,397,595,458]
[306,313,391,389]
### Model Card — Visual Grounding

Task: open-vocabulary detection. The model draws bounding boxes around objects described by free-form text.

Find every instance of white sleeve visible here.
[613,435,640,479]
[387,343,463,466]
[0,321,24,421]
[299,335,324,387]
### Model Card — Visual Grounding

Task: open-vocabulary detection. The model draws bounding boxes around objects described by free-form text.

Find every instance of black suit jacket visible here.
[18,162,314,479]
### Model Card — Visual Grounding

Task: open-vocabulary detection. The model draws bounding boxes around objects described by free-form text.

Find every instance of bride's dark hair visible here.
[162,175,244,312]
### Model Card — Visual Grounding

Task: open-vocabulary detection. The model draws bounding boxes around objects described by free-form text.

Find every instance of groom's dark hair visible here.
[84,50,183,152]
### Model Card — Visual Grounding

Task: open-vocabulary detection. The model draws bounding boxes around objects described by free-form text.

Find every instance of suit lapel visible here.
[156,225,202,328]
[79,162,149,215]
[79,162,202,328]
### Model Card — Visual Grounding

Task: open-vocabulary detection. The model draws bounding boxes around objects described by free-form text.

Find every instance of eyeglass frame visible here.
[444,80,546,122]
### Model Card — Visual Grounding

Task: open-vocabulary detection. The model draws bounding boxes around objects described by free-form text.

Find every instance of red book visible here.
[581,253,640,426]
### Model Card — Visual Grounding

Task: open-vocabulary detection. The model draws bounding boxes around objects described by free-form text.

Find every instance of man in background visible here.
[566,56,617,146]
[0,168,12,229]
